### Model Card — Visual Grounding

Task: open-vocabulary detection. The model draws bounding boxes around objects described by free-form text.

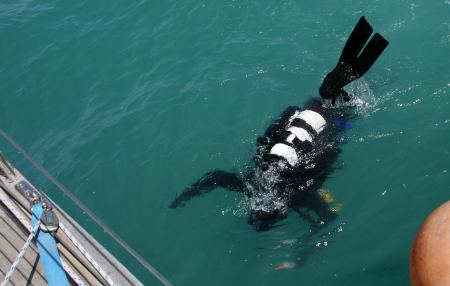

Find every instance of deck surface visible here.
[0,160,143,286]
[0,197,48,286]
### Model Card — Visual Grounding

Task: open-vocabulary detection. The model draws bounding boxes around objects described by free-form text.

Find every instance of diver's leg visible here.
[355,33,389,76]
[294,188,338,227]
[339,16,373,64]
[169,170,245,208]
[296,208,322,227]
[307,189,339,224]
[319,17,389,103]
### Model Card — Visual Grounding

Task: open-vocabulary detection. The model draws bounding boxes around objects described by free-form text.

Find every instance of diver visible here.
[170,16,389,231]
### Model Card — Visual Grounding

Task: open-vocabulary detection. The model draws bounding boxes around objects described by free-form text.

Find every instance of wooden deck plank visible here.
[0,200,49,286]
[0,209,39,257]
[0,227,47,285]
[58,243,103,286]
[0,209,47,282]
[0,250,30,286]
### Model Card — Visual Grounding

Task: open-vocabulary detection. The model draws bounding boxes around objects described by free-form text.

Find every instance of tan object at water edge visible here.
[410,201,450,286]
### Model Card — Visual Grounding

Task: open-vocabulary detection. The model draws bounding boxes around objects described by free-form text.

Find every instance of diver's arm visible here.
[169,170,245,208]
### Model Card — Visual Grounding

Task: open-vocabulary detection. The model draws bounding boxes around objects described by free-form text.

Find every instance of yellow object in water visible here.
[318,189,334,203]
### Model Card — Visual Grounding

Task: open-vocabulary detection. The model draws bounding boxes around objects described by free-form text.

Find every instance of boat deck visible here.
[0,156,143,286]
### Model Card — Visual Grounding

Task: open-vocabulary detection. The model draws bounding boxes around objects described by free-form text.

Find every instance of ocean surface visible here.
[1,1,449,285]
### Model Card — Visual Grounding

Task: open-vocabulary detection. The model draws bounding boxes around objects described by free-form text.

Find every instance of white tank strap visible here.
[269,143,299,166]
[288,110,326,134]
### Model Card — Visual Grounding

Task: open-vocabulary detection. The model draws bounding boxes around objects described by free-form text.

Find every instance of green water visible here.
[1,1,449,285]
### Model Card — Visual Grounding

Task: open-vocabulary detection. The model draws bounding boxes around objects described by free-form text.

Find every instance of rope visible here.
[0,129,173,286]
[0,191,34,232]
[0,216,40,286]
[0,190,85,285]
[59,222,115,286]
[60,260,85,286]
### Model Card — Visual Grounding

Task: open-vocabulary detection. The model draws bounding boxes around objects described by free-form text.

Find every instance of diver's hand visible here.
[322,89,353,108]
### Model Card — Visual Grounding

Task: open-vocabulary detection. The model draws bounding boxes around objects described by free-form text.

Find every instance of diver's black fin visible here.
[169,170,245,208]
[339,16,373,63]
[355,33,389,76]
[319,16,389,101]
